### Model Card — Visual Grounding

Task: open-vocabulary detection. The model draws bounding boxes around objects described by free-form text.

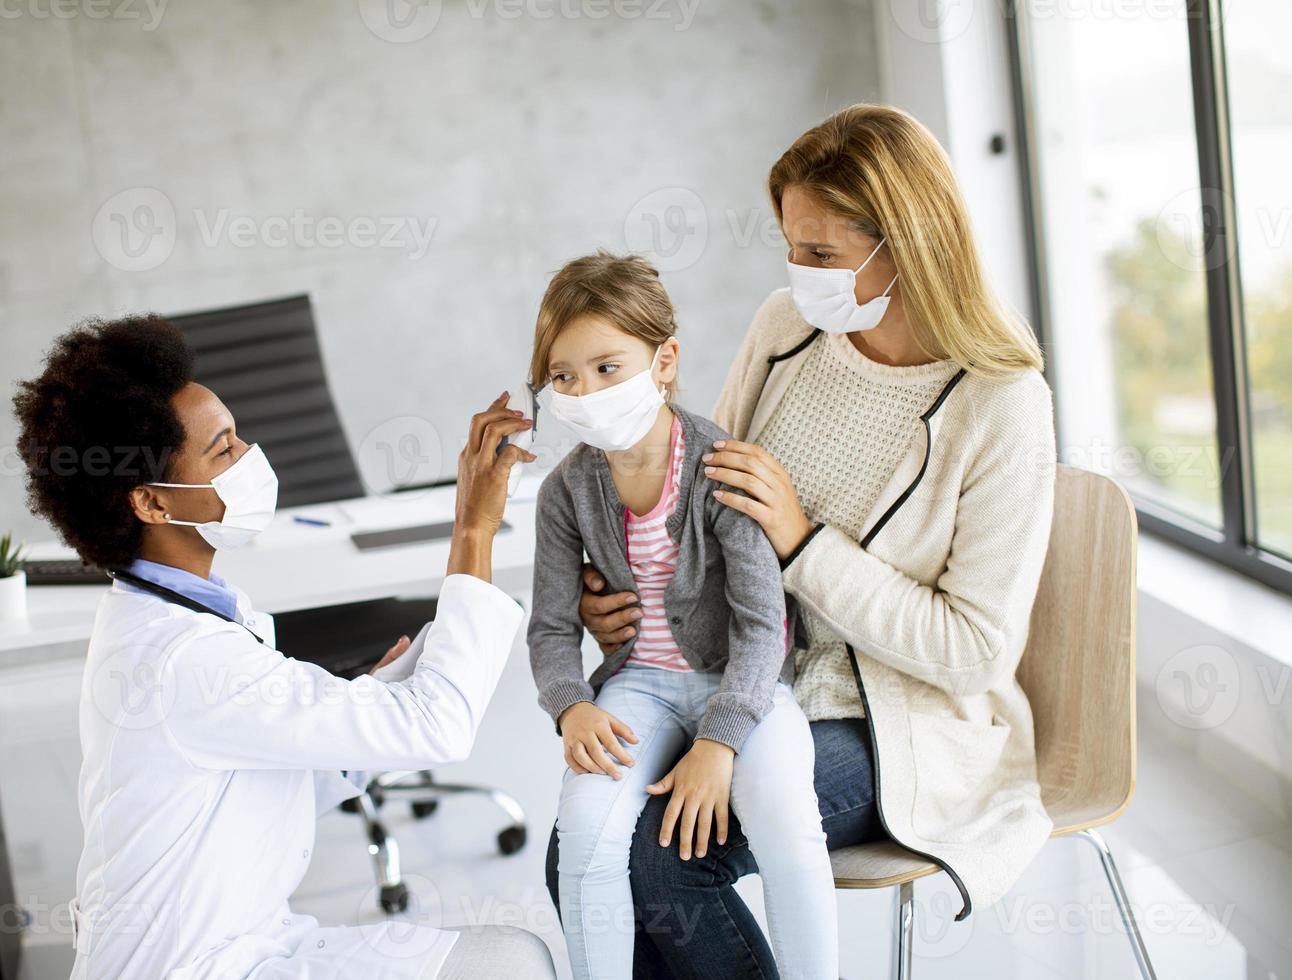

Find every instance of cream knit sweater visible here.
[757,330,962,721]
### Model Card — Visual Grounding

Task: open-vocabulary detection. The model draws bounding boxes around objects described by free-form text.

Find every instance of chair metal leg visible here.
[355,790,408,912]
[893,880,915,980]
[1076,829,1157,980]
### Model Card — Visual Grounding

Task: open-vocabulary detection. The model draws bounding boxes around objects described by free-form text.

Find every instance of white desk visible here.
[0,476,541,662]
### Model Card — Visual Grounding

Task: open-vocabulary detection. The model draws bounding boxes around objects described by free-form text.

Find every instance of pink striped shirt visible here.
[624,414,692,671]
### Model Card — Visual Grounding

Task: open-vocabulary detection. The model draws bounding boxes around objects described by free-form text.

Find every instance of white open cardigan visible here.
[712,288,1057,918]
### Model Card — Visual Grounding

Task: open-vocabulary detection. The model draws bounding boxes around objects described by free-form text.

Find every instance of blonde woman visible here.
[543,103,1057,976]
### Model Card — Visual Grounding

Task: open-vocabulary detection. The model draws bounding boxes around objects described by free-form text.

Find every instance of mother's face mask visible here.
[786,235,898,334]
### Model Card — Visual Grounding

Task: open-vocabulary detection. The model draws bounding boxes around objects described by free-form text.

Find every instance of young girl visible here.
[526,252,837,980]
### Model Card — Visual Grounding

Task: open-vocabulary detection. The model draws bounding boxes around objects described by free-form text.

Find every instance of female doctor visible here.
[12,315,556,980]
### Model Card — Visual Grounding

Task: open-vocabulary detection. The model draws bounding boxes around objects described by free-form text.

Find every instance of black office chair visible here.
[169,295,527,913]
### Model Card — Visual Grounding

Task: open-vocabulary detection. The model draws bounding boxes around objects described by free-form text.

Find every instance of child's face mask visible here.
[539,342,669,452]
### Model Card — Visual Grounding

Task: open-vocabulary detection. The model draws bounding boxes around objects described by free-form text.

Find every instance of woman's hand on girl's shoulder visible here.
[702,439,814,560]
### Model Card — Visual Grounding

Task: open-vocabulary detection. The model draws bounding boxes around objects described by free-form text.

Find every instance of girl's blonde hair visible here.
[530,251,679,399]
[769,103,1043,377]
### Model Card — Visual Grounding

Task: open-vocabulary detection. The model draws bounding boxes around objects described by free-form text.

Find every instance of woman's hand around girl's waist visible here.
[578,564,643,656]
[647,738,735,861]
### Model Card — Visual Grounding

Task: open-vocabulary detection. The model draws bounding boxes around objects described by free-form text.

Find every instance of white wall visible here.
[0,0,881,545]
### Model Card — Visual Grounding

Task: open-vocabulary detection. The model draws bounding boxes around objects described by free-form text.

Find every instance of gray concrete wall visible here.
[0,0,880,546]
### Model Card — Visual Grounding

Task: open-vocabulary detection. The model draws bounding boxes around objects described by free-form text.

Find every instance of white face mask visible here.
[540,342,669,452]
[147,443,279,550]
[786,235,898,334]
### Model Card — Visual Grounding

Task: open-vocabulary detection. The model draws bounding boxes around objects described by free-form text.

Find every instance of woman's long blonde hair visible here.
[769,103,1043,377]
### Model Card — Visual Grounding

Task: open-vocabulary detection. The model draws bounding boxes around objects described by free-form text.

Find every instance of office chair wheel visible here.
[339,797,360,814]
[380,882,409,914]
[497,825,526,855]
[410,800,439,819]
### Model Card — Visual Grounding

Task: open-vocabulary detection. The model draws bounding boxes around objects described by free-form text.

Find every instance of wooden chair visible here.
[830,465,1156,980]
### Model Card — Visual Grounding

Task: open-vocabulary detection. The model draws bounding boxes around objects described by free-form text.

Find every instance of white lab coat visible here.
[69,572,524,980]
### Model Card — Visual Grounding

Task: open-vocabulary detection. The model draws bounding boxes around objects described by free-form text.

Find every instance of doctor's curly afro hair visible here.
[12,316,195,570]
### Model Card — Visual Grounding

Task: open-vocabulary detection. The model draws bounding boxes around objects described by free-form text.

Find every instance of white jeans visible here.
[556,663,837,980]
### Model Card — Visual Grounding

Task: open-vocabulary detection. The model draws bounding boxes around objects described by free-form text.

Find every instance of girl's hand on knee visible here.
[647,738,734,860]
[558,702,639,779]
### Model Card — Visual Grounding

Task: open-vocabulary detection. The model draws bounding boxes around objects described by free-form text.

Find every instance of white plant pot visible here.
[0,571,27,621]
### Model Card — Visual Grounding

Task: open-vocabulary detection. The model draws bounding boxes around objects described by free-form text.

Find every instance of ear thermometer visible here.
[497,383,539,497]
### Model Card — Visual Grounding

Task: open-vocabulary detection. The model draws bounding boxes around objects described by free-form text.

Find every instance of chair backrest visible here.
[1015,464,1138,833]
[168,295,365,508]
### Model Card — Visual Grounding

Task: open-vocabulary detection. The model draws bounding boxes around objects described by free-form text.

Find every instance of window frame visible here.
[1005,0,1292,596]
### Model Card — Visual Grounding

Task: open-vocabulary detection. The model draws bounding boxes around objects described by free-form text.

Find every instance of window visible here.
[1225,0,1292,561]
[1011,0,1292,593]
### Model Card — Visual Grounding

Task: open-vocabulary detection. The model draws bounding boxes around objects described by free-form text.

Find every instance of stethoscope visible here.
[107,567,266,645]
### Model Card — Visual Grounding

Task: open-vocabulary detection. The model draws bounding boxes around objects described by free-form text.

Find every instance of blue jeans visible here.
[544,717,883,979]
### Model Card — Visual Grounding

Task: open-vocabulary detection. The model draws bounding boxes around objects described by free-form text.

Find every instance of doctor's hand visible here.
[578,564,642,656]
[702,440,814,561]
[455,391,537,534]
[367,634,411,675]
[448,392,537,580]
[558,702,639,779]
[647,738,734,861]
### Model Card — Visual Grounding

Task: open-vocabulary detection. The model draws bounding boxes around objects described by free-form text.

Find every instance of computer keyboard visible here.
[20,559,111,585]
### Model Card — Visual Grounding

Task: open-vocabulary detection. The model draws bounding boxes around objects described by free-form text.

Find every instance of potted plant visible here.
[0,532,27,621]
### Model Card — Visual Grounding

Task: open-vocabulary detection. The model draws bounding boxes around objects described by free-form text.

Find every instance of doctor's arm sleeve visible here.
[527,472,595,732]
[781,390,1056,697]
[696,484,786,751]
[159,573,524,771]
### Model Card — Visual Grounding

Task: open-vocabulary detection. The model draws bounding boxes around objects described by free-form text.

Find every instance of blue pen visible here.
[293,515,331,527]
